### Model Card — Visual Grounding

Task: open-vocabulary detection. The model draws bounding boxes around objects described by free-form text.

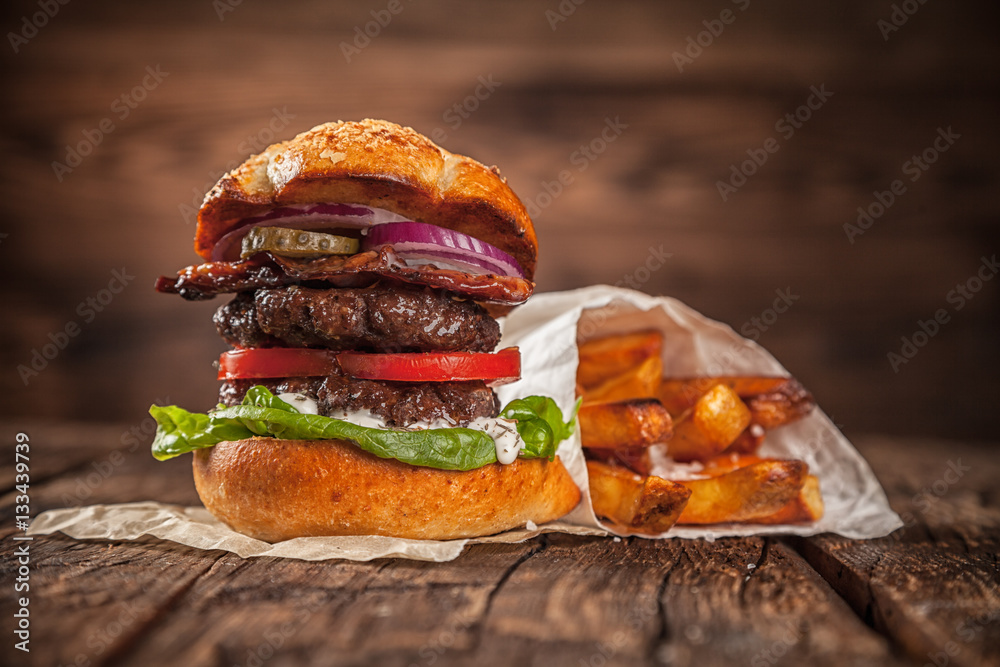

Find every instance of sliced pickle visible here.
[241,227,360,259]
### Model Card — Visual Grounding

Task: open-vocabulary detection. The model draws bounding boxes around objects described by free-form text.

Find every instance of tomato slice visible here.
[337,348,521,384]
[218,348,339,381]
[218,347,522,384]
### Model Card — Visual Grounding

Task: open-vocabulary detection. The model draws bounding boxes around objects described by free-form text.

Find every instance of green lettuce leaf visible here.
[499,395,581,460]
[150,386,578,471]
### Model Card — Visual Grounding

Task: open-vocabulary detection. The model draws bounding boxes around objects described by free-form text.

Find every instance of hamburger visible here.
[150,119,581,541]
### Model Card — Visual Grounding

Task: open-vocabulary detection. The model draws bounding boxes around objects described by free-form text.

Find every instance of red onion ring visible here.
[362,222,525,278]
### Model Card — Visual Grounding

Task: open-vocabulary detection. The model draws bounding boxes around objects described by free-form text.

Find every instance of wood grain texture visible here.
[5,426,998,666]
[793,439,1000,667]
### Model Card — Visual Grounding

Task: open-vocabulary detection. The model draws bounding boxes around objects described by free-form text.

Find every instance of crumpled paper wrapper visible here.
[29,285,902,561]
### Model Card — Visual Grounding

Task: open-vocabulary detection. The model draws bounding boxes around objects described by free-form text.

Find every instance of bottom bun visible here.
[192,437,581,541]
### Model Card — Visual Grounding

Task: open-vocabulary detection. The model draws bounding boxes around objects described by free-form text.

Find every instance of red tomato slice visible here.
[218,348,339,381]
[218,347,522,384]
[337,348,521,384]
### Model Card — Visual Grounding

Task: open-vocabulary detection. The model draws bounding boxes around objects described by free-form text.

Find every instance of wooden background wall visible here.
[1,0,997,440]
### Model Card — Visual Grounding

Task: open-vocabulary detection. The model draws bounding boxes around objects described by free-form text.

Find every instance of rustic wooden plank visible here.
[0,422,143,495]
[0,535,225,667]
[794,437,1000,667]
[108,541,542,667]
[460,534,898,667]
[0,424,198,530]
[3,423,985,667]
[656,538,903,667]
[467,535,675,666]
[4,422,996,667]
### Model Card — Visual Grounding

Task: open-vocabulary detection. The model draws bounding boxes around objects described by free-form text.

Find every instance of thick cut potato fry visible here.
[586,460,691,535]
[721,424,766,456]
[579,399,672,450]
[751,474,823,524]
[676,459,807,524]
[745,379,814,429]
[657,377,787,416]
[582,355,663,404]
[700,453,765,475]
[585,447,653,475]
[657,377,814,428]
[667,384,751,462]
[577,330,663,389]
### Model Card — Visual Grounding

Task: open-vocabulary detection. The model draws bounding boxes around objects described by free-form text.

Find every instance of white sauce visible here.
[278,393,320,415]
[276,393,524,464]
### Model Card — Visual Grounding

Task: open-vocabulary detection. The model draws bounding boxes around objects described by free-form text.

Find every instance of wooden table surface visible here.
[1,424,997,667]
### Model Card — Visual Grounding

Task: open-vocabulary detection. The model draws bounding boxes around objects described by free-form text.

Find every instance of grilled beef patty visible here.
[220,376,500,427]
[214,284,501,353]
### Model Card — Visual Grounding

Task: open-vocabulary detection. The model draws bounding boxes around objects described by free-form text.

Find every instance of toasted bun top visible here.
[196,119,538,281]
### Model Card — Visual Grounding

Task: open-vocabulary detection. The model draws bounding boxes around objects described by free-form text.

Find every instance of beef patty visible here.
[220,376,499,427]
[214,283,501,353]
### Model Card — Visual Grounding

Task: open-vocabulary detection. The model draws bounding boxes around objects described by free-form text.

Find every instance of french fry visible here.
[586,460,691,535]
[579,399,673,450]
[721,424,766,456]
[657,377,784,416]
[577,330,663,389]
[575,327,823,530]
[700,453,765,475]
[582,355,663,404]
[676,459,807,524]
[657,376,813,425]
[745,379,814,429]
[751,474,823,524]
[585,448,653,475]
[667,383,751,462]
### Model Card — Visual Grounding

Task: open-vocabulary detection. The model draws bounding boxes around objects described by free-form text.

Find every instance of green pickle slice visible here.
[241,227,360,259]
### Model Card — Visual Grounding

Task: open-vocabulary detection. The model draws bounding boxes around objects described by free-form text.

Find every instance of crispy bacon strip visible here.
[155,248,534,304]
